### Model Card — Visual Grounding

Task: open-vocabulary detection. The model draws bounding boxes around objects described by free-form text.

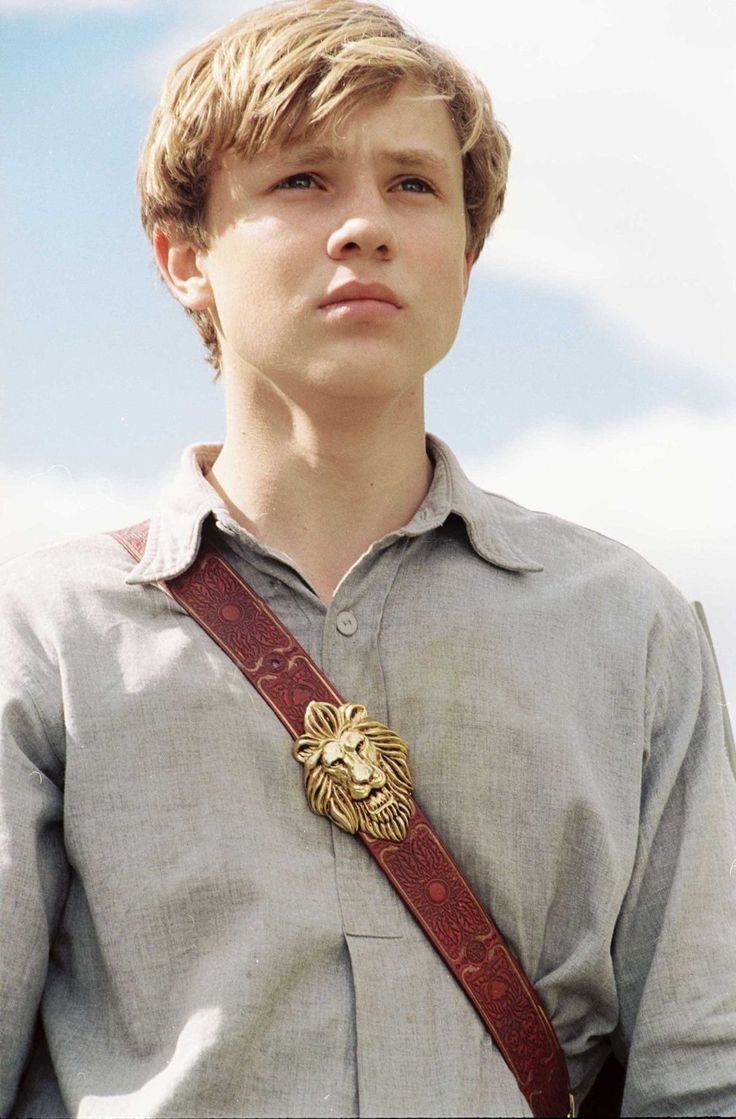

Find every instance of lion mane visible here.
[293,702,414,841]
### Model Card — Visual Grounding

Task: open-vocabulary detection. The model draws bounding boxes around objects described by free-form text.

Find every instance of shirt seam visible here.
[377,536,413,728]
[13,655,65,780]
[643,606,694,763]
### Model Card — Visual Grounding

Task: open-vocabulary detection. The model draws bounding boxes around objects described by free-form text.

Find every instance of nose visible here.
[326,193,396,262]
[349,757,374,785]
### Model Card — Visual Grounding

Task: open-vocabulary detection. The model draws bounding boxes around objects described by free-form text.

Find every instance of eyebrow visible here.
[272,144,453,175]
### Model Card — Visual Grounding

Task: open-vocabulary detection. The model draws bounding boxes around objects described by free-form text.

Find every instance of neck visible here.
[205,374,433,605]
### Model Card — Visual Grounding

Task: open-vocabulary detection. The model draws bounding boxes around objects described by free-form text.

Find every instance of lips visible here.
[319,281,402,309]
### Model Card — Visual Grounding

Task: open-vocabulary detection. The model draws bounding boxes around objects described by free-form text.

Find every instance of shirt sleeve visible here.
[0,613,69,1114]
[613,600,736,1116]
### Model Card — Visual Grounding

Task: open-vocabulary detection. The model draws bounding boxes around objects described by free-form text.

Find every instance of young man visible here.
[2,1,735,1116]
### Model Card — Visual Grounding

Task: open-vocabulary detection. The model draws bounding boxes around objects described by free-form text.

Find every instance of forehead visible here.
[324,80,460,146]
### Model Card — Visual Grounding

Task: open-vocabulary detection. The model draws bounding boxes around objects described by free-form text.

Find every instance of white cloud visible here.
[135,0,736,386]
[0,464,161,564]
[461,405,736,716]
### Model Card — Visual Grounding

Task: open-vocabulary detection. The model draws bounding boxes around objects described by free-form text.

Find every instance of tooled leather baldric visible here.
[111,520,575,1118]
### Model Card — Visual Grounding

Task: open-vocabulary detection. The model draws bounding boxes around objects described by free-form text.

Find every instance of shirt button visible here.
[336,610,358,636]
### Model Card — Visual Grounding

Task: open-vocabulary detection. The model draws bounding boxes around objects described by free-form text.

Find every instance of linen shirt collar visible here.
[124,433,543,586]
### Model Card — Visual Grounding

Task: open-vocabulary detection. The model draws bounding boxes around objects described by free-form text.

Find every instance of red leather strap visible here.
[111,521,573,1118]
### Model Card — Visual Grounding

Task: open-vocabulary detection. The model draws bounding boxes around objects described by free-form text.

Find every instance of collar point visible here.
[124,564,159,586]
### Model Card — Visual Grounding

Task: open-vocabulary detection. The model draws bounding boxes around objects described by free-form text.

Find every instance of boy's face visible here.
[169,79,473,407]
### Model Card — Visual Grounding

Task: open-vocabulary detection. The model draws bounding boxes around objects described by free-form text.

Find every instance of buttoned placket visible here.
[319,533,425,1119]
[319,536,411,942]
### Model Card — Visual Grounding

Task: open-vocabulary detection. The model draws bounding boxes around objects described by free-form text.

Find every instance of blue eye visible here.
[398,178,434,193]
[275,172,316,190]
[274,173,434,193]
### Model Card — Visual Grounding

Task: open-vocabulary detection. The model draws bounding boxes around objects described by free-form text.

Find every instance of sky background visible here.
[2,0,735,721]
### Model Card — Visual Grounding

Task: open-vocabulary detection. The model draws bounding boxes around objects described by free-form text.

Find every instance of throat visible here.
[203,425,435,603]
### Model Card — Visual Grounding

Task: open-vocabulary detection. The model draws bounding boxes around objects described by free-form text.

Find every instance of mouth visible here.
[363,786,395,816]
[319,282,403,311]
[319,299,401,321]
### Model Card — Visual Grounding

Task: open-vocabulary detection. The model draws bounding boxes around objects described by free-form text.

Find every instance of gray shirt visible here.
[2,434,735,1118]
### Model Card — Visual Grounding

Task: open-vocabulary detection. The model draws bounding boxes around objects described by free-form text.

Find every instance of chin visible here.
[308,367,425,403]
[309,346,440,396]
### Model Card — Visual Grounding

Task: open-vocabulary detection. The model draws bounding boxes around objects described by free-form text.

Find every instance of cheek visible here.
[209,253,294,358]
[210,228,296,313]
[323,765,351,792]
[360,743,382,769]
[412,261,467,368]
[419,223,468,299]
[421,253,467,330]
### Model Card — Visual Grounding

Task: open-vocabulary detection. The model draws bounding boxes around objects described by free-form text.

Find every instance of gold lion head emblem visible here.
[293,701,414,841]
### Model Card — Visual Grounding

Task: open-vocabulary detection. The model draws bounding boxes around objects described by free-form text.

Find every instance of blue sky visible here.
[2,0,734,715]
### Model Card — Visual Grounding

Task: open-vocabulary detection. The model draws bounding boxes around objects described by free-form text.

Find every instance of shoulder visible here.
[478,491,715,732]
[479,487,695,636]
[2,530,136,603]
[1,532,142,661]
[0,533,145,761]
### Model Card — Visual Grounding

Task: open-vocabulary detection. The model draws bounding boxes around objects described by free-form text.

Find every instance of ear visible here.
[153,226,214,311]
[293,740,318,765]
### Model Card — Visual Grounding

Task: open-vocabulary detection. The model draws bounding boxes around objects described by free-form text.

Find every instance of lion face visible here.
[293,702,415,841]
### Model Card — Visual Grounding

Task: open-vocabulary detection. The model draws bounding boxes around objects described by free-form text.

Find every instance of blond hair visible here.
[138,0,510,378]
